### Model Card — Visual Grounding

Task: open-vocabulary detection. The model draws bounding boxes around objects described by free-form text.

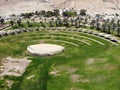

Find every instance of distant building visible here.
[59,8,67,16]
[63,8,67,12]
[59,9,63,16]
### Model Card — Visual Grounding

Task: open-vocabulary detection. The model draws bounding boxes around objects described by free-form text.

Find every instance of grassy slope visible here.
[0,30,120,90]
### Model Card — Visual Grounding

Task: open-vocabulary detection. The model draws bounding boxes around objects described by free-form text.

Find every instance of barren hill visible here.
[0,0,120,16]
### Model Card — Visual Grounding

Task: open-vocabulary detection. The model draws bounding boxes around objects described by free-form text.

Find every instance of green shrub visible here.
[0,79,6,88]
[63,11,77,17]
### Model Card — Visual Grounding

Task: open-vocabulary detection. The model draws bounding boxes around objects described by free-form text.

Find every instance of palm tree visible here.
[17,19,21,27]
[116,26,120,36]
[27,21,30,27]
[63,17,69,27]
[0,18,5,25]
[10,20,14,27]
[96,22,100,30]
[40,21,45,27]
[102,22,106,32]
[104,20,109,33]
[105,19,111,34]
[55,17,61,27]
[75,18,78,28]
[70,17,74,26]
[85,18,88,24]
[50,18,54,27]
[53,9,59,17]
[90,20,95,29]
[44,18,47,23]
[49,21,52,27]
[110,19,115,33]
[76,17,82,28]
[117,19,120,27]
[78,17,82,28]
[107,23,111,34]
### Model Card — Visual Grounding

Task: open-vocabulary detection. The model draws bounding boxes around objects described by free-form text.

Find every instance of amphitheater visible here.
[0,26,120,89]
[0,0,120,87]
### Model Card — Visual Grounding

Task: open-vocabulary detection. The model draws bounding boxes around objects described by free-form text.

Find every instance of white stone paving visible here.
[27,44,65,56]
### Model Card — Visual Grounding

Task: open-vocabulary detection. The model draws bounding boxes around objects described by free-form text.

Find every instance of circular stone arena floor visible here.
[27,44,65,56]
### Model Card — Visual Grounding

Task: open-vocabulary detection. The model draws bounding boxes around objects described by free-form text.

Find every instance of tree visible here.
[27,21,30,27]
[49,18,54,27]
[102,23,106,32]
[35,11,39,15]
[85,18,88,24]
[49,21,53,27]
[45,11,52,17]
[21,12,33,18]
[55,17,62,27]
[70,17,74,26]
[78,18,82,28]
[10,20,14,27]
[75,18,78,28]
[117,19,120,27]
[75,17,81,28]
[105,19,110,33]
[80,9,87,16]
[107,24,111,34]
[90,20,95,29]
[53,9,59,16]
[0,18,5,24]
[17,19,21,27]
[101,20,107,32]
[41,10,46,16]
[63,17,69,27]
[40,21,45,27]
[110,19,116,33]
[95,18,100,30]
[96,22,100,30]
[116,26,120,36]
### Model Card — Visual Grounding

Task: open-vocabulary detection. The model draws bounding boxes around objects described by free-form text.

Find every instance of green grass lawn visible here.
[0,30,120,90]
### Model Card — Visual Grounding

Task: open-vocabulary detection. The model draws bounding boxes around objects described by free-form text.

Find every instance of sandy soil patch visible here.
[70,74,89,83]
[70,74,80,83]
[86,58,95,65]
[86,58,108,65]
[49,65,78,76]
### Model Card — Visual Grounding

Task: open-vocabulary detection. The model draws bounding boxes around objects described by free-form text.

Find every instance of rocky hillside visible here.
[0,0,120,16]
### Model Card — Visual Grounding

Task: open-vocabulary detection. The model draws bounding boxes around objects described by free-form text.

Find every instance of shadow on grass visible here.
[9,57,52,90]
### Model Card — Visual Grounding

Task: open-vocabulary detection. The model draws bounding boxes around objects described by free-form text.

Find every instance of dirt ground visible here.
[0,0,120,16]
